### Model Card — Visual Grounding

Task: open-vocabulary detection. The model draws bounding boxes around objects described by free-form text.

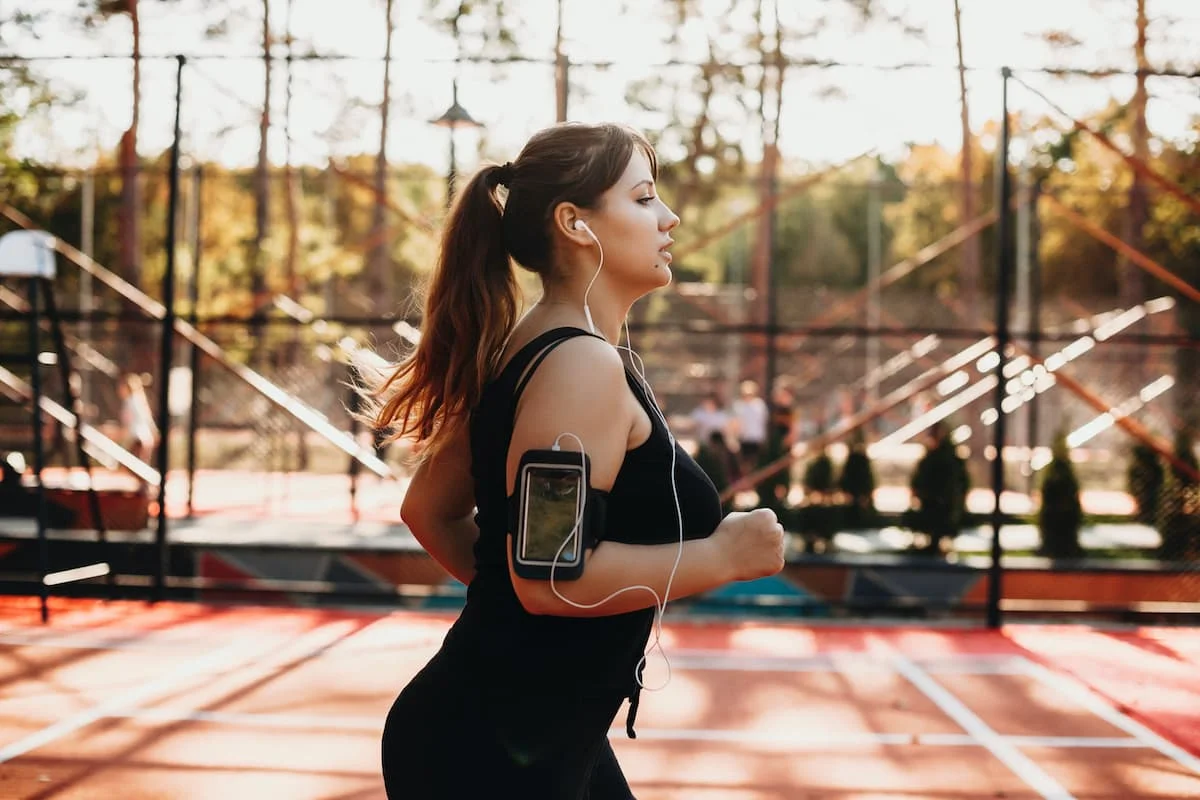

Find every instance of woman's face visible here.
[583,150,680,293]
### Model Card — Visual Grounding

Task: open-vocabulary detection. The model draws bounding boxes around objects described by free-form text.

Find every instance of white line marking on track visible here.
[0,631,250,652]
[0,620,361,764]
[667,649,1028,675]
[0,637,262,764]
[110,707,382,732]
[891,652,1077,800]
[97,708,1149,753]
[1018,656,1200,775]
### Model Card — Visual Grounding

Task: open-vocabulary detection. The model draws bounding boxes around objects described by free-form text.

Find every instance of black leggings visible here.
[381,657,636,799]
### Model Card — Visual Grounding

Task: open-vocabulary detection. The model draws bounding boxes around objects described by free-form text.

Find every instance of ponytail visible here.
[370,164,517,460]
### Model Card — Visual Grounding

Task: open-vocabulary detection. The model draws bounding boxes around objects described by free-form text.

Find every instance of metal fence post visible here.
[154,54,185,601]
[987,67,1014,629]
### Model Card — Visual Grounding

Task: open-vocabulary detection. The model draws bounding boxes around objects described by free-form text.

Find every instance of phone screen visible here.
[522,466,582,563]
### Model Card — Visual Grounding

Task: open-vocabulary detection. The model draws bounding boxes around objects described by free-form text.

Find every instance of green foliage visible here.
[905,427,968,553]
[1038,433,1083,559]
[1127,442,1164,524]
[882,142,989,296]
[423,0,521,61]
[0,10,58,171]
[802,449,835,498]
[1156,429,1200,562]
[838,430,876,522]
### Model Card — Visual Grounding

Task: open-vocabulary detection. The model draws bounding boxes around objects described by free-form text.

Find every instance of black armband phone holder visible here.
[509,449,606,581]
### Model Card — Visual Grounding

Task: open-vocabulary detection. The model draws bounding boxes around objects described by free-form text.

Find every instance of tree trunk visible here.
[284,0,299,296]
[953,0,980,322]
[369,0,395,312]
[1122,0,1149,311]
[252,0,272,365]
[254,0,272,315]
[119,0,141,286]
[750,0,772,328]
[1124,0,1150,391]
[554,0,567,121]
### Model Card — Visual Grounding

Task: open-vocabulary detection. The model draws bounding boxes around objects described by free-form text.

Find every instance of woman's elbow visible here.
[511,578,556,616]
[400,499,434,544]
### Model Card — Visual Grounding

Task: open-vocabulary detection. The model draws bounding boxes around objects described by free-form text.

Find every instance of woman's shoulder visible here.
[497,325,601,371]
[521,332,626,399]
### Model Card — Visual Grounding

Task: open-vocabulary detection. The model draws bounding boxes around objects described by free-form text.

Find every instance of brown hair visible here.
[368,122,658,460]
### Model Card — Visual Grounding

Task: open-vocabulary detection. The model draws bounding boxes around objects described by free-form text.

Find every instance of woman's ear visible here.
[552,201,592,245]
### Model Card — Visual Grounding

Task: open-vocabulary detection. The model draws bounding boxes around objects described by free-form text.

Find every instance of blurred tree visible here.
[1037,431,1083,559]
[801,448,834,501]
[1038,0,1199,313]
[905,422,969,555]
[253,0,272,334]
[1127,441,1164,524]
[1032,114,1125,300]
[1143,130,1200,432]
[1156,428,1199,561]
[424,0,519,60]
[367,0,397,314]
[1121,0,1150,314]
[882,144,970,296]
[0,10,55,174]
[626,0,759,229]
[0,9,65,255]
[627,0,921,289]
[77,0,198,288]
[282,0,300,297]
[769,159,902,292]
[952,0,981,320]
[838,428,876,521]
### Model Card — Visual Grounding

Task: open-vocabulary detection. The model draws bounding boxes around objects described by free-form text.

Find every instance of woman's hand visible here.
[711,508,786,582]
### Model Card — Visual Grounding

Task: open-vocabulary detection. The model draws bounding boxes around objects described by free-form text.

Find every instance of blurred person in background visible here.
[731,379,768,475]
[117,373,158,467]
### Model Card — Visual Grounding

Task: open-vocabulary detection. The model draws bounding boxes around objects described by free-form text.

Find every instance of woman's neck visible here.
[537,287,628,344]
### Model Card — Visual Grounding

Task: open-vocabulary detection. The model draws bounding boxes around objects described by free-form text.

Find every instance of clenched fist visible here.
[712,507,786,582]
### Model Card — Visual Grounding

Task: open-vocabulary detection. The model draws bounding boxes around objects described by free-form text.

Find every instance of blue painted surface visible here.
[691,575,830,617]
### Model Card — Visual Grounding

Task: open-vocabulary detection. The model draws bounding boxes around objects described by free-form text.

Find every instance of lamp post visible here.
[430,78,483,206]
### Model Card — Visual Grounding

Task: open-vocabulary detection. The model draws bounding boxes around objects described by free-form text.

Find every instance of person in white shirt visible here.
[731,380,768,474]
[690,392,729,445]
[118,373,158,465]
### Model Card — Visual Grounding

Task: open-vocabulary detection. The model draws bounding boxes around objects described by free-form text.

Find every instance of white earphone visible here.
[574,219,603,336]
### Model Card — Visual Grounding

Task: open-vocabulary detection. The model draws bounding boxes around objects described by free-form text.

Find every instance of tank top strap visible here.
[499,326,603,407]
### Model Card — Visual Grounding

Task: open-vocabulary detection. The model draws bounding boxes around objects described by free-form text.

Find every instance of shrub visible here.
[1127,442,1164,524]
[759,425,792,514]
[802,449,835,500]
[906,425,968,554]
[1037,432,1083,559]
[1156,429,1199,562]
[838,430,876,526]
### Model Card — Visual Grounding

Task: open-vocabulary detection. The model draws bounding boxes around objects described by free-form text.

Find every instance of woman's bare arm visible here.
[504,337,779,617]
[508,533,737,617]
[400,423,478,585]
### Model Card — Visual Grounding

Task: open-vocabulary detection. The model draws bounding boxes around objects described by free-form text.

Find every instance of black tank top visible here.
[453,326,724,736]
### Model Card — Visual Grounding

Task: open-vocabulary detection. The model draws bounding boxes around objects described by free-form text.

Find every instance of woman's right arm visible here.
[504,337,784,617]
[510,508,782,617]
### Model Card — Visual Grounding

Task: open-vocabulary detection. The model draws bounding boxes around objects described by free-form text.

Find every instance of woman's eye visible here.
[638,195,656,205]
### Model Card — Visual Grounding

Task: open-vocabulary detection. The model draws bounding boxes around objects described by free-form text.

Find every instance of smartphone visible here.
[513,449,590,580]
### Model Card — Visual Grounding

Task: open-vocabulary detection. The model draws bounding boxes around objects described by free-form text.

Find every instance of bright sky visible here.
[5,0,1199,172]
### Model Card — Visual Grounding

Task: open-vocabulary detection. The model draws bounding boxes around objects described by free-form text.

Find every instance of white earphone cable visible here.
[578,221,604,337]
[541,226,685,692]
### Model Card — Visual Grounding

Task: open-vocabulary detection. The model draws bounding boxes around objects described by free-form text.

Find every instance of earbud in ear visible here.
[573,219,589,232]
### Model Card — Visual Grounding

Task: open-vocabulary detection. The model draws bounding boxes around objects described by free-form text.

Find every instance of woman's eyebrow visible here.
[630,179,654,191]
